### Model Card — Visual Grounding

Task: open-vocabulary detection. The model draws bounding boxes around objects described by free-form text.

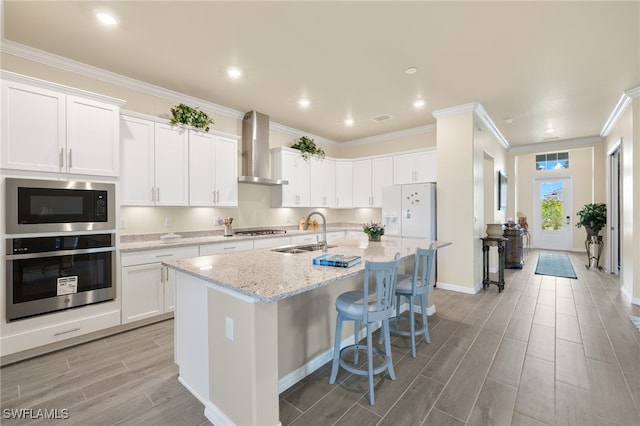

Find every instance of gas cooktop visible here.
[234,229,287,236]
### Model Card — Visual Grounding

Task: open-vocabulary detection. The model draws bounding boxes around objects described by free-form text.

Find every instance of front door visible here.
[532,177,573,250]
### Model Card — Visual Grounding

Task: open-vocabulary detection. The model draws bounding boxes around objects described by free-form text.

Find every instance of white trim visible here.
[269,121,338,146]
[601,86,640,138]
[435,281,481,294]
[431,102,510,150]
[620,284,640,306]
[509,135,603,154]
[343,124,435,146]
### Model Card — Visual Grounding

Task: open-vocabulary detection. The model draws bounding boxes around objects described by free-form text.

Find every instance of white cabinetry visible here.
[120,115,189,206]
[253,236,291,249]
[189,132,238,207]
[310,157,336,207]
[271,148,310,207]
[1,74,122,176]
[393,149,436,184]
[335,160,353,208]
[199,239,254,255]
[121,246,198,323]
[352,156,393,207]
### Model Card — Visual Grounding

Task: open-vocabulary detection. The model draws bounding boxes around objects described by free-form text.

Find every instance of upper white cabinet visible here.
[189,132,238,207]
[393,149,436,184]
[271,147,310,207]
[352,156,393,207]
[1,74,123,176]
[335,160,353,208]
[309,157,336,208]
[120,115,189,206]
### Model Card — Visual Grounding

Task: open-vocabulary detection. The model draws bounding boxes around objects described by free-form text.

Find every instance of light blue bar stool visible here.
[328,254,401,406]
[390,247,435,358]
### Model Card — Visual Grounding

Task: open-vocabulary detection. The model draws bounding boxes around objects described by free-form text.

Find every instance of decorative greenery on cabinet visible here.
[291,136,325,161]
[170,103,214,132]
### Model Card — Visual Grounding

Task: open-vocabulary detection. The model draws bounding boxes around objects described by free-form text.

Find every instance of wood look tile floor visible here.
[2,250,640,425]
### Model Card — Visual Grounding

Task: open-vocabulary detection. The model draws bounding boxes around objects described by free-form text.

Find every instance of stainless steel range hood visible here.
[238,111,288,186]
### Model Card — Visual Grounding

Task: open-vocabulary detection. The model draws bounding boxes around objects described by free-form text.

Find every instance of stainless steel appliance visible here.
[6,233,116,321]
[234,229,287,236]
[5,178,115,234]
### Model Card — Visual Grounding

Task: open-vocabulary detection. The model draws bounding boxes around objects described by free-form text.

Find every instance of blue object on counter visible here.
[312,254,362,268]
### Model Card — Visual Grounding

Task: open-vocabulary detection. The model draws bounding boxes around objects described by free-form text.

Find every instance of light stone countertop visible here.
[119,226,360,252]
[164,235,451,303]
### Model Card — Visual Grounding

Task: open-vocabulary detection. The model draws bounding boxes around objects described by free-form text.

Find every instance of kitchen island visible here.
[165,235,450,425]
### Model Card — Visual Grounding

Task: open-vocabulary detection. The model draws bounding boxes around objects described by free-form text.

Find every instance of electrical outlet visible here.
[164,216,173,227]
[225,316,234,341]
[119,218,127,229]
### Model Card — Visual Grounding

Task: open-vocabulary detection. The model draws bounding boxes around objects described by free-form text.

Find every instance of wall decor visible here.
[498,171,507,211]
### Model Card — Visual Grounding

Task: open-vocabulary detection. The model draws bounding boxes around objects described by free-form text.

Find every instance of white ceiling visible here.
[2,1,639,146]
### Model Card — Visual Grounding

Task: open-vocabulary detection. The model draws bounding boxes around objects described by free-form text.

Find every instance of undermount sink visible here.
[272,243,337,254]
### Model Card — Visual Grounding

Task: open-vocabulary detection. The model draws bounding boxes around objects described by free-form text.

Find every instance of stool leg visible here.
[409,295,416,358]
[329,314,343,384]
[382,318,396,381]
[353,319,360,364]
[367,322,375,406]
[420,293,430,344]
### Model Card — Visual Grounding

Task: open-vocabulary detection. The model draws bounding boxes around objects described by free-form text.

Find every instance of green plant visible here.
[291,136,325,161]
[576,203,607,235]
[363,221,385,240]
[170,103,214,132]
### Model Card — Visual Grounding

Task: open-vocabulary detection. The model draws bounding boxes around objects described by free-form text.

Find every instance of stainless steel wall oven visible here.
[4,178,117,321]
[6,233,116,321]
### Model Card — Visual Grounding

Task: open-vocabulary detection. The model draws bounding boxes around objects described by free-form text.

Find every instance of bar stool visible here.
[391,247,435,358]
[328,254,401,406]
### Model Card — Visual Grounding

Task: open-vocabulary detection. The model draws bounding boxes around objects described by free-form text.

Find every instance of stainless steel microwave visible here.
[5,178,115,234]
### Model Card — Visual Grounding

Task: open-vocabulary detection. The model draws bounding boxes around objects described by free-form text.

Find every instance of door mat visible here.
[535,252,577,279]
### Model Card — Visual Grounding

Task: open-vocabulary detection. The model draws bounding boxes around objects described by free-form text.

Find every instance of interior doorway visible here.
[532,176,573,250]
[607,141,621,274]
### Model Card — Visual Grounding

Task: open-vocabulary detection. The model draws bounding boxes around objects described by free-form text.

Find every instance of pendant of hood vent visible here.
[238,111,288,186]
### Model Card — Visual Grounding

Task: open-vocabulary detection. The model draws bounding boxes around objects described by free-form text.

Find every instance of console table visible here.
[481,237,507,293]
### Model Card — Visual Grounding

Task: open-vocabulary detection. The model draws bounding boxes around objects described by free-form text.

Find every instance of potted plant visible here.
[170,103,214,132]
[291,136,325,161]
[576,203,607,236]
[363,221,385,241]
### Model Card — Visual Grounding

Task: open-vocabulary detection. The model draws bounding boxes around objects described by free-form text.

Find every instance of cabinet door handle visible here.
[59,148,64,167]
[151,187,155,202]
[68,148,72,168]
[155,254,173,258]
[156,188,160,202]
[216,190,220,203]
[223,246,236,250]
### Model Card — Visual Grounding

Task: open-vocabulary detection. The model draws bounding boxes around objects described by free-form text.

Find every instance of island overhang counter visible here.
[164,235,451,426]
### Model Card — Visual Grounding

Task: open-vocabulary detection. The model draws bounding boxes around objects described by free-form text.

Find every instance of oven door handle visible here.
[6,246,116,260]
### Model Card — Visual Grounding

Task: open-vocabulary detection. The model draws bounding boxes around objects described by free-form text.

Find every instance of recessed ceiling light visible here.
[413,99,426,108]
[345,118,354,126]
[96,12,118,26]
[227,67,242,79]
[298,98,310,108]
[545,127,556,133]
[405,67,418,75]
[504,117,514,124]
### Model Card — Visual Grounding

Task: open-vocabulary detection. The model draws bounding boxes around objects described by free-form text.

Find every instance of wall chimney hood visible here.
[238,111,288,186]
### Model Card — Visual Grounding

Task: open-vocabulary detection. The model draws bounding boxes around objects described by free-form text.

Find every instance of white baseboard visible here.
[436,281,481,294]
[621,284,640,306]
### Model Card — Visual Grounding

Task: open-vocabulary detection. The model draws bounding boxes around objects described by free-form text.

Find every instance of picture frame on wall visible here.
[498,171,507,211]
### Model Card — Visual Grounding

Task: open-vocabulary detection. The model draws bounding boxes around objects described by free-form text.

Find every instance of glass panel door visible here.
[532,177,572,250]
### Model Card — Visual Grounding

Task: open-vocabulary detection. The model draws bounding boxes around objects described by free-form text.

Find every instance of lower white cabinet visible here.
[199,239,253,255]
[121,246,199,323]
[253,236,291,249]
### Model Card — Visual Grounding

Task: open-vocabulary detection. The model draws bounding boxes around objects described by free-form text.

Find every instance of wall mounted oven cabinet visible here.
[1,72,124,177]
[6,233,116,322]
[189,132,238,207]
[120,114,189,206]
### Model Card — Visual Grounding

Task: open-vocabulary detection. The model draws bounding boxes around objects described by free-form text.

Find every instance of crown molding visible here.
[1,39,244,120]
[432,102,510,150]
[343,124,435,146]
[508,135,603,154]
[269,122,338,146]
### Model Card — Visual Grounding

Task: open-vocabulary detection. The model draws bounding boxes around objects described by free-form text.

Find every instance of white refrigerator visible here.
[382,183,436,239]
